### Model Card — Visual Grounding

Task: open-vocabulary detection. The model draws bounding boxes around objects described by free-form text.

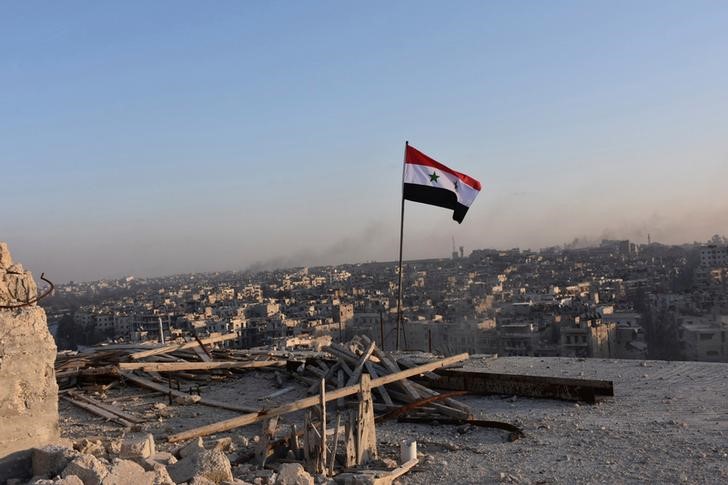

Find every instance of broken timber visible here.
[129,332,239,360]
[428,368,614,404]
[118,360,285,372]
[167,352,469,442]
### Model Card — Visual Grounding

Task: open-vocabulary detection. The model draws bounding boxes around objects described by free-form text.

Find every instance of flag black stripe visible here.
[403,183,470,223]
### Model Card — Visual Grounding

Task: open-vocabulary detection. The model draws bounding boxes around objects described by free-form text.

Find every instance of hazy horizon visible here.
[3,1,728,282]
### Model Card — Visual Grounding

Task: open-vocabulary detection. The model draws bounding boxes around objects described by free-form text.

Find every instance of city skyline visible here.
[3,1,728,281]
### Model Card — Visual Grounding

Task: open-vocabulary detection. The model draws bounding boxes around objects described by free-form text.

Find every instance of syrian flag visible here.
[403,143,482,223]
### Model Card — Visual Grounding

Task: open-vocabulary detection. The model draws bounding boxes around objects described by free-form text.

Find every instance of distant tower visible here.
[648,233,651,245]
[452,236,459,259]
[459,246,464,258]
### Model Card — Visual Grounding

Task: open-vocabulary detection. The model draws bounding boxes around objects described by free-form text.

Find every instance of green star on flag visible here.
[428,171,440,183]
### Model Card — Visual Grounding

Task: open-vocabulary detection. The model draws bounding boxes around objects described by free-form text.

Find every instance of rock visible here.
[62,454,109,485]
[105,440,122,456]
[102,459,159,485]
[275,463,313,485]
[76,439,107,459]
[135,451,178,472]
[0,241,13,269]
[167,449,233,484]
[120,433,156,459]
[32,445,80,478]
[151,451,177,467]
[1,266,38,305]
[175,394,202,405]
[213,437,234,453]
[7,263,25,274]
[175,437,205,458]
[191,476,218,485]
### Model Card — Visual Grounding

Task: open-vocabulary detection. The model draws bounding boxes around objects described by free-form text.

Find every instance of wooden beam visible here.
[345,341,376,387]
[167,352,469,442]
[67,391,143,424]
[118,360,284,372]
[61,395,132,427]
[319,379,327,475]
[356,374,377,464]
[128,333,239,360]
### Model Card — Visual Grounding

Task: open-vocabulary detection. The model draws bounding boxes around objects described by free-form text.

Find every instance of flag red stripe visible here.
[405,144,482,191]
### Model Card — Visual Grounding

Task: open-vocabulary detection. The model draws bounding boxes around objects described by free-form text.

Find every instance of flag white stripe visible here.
[404,163,479,207]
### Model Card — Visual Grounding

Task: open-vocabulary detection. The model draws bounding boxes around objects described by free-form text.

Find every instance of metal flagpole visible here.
[396,141,408,350]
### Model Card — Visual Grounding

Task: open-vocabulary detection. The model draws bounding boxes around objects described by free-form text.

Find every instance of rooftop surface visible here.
[59,356,728,484]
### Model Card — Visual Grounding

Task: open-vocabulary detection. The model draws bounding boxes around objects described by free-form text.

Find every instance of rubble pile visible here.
[4,333,478,484]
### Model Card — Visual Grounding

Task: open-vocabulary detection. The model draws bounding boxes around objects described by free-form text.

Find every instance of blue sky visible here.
[2,1,728,281]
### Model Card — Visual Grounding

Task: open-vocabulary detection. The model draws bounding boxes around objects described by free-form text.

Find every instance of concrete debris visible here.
[174,437,205,459]
[102,458,170,485]
[167,449,234,484]
[174,394,202,405]
[75,439,106,459]
[120,433,156,459]
[0,242,12,269]
[212,437,234,453]
[274,463,314,485]
[61,454,108,485]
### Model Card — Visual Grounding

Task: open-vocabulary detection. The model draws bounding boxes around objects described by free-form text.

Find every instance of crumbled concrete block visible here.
[174,394,202,405]
[105,439,122,456]
[62,454,109,485]
[174,437,205,459]
[0,241,13,269]
[167,449,233,484]
[135,451,178,471]
[102,459,155,485]
[32,445,80,478]
[76,439,107,459]
[120,433,156,459]
[212,437,233,453]
[275,463,314,485]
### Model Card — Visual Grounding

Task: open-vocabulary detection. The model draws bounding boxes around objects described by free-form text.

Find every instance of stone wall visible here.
[0,242,59,479]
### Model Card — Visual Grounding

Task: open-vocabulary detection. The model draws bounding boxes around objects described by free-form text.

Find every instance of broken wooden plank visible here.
[61,395,132,427]
[167,352,469,442]
[256,416,279,467]
[118,360,284,372]
[356,374,377,464]
[319,378,327,475]
[329,413,341,476]
[129,332,239,360]
[364,361,393,406]
[67,391,143,424]
[345,341,376,387]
